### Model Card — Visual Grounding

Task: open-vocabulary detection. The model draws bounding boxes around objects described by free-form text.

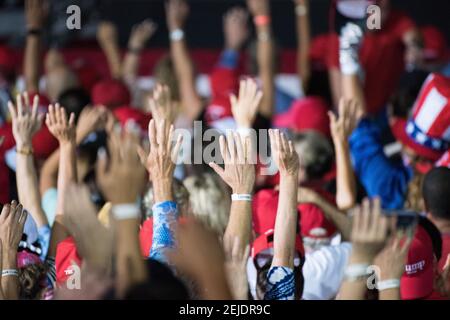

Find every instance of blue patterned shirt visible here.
[264,266,295,300]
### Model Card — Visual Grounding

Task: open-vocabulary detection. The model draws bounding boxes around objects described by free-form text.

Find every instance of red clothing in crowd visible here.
[328,10,416,114]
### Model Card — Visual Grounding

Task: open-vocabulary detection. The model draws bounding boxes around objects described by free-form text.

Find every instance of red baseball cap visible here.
[113,105,152,135]
[205,67,239,123]
[72,60,100,93]
[91,79,131,110]
[400,226,435,300]
[299,203,337,250]
[55,236,82,285]
[251,228,305,260]
[274,97,331,138]
[420,26,449,63]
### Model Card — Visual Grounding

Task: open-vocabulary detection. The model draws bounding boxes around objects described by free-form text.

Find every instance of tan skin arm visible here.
[294,0,311,93]
[97,22,123,79]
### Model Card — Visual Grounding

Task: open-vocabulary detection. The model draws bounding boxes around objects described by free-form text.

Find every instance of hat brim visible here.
[391,118,443,161]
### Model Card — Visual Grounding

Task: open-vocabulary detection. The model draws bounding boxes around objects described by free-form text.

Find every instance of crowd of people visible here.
[0,0,449,300]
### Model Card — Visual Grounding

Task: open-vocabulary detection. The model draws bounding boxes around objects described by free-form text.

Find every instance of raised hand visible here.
[46,104,76,144]
[269,129,300,177]
[8,92,44,151]
[25,0,48,30]
[165,0,189,31]
[137,119,183,183]
[209,132,255,194]
[224,7,249,51]
[329,98,363,143]
[128,19,158,51]
[147,84,178,125]
[0,201,28,253]
[231,79,263,129]
[350,198,390,264]
[75,106,108,143]
[246,0,270,17]
[224,236,250,300]
[96,126,147,204]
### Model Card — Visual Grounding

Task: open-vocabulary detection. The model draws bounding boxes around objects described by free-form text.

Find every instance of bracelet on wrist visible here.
[377,279,400,291]
[16,145,34,155]
[254,15,271,27]
[344,263,371,282]
[128,46,143,54]
[2,269,19,277]
[27,28,42,36]
[170,29,185,42]
[112,204,140,220]
[257,31,271,42]
[295,4,308,16]
[231,194,252,202]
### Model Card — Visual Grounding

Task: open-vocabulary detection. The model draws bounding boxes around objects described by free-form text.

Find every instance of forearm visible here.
[56,142,77,215]
[16,153,48,227]
[334,139,357,210]
[342,74,366,114]
[198,271,233,300]
[39,149,59,195]
[379,288,400,300]
[329,68,342,109]
[224,201,252,248]
[296,9,311,92]
[100,42,122,79]
[170,40,203,121]
[272,175,297,268]
[1,250,19,299]
[122,52,140,83]
[256,24,275,118]
[116,217,148,297]
[337,254,370,300]
[24,34,41,92]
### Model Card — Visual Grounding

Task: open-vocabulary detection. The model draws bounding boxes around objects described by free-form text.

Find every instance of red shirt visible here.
[328,10,415,114]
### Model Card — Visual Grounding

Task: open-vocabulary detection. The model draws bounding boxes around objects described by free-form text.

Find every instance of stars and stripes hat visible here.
[392,73,450,161]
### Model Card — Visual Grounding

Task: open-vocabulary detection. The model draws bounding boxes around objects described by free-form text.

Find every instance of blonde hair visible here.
[183,173,231,236]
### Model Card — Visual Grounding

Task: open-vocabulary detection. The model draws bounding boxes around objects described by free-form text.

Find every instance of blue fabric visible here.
[274,87,295,115]
[264,266,295,300]
[42,188,57,226]
[218,49,239,69]
[349,117,413,210]
[149,201,178,264]
[38,225,51,260]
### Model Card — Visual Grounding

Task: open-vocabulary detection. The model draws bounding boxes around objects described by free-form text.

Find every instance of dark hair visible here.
[422,167,450,221]
[57,87,91,123]
[304,71,333,107]
[19,262,48,300]
[124,259,189,300]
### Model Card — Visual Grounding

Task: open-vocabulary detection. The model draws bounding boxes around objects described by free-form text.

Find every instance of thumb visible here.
[208,162,225,180]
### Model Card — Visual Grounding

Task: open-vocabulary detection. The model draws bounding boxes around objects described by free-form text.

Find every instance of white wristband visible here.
[170,29,184,41]
[2,269,19,277]
[112,204,140,220]
[344,263,370,281]
[377,279,401,291]
[296,4,308,16]
[231,194,252,202]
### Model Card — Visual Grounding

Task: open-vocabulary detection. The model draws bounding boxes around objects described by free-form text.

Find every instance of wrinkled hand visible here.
[0,201,28,253]
[329,98,363,143]
[97,21,119,46]
[231,79,263,128]
[8,92,43,150]
[147,84,178,125]
[96,126,147,204]
[129,19,158,50]
[76,106,108,142]
[209,131,255,194]
[46,104,76,144]
[25,0,48,30]
[165,0,189,31]
[269,129,299,177]
[374,232,413,281]
[246,0,270,17]
[224,7,249,50]
[137,119,183,182]
[350,198,390,264]
[224,236,250,300]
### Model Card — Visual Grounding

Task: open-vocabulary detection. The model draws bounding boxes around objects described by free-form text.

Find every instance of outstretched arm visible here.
[24,0,48,93]
[247,0,275,119]
[293,0,311,93]
[9,93,48,228]
[97,21,122,79]
[165,0,203,122]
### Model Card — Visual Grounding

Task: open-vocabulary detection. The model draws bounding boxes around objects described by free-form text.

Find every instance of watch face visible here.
[335,0,376,33]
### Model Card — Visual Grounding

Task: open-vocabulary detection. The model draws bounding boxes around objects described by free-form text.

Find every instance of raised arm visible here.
[247,0,275,119]
[122,20,157,83]
[24,0,48,92]
[0,202,27,299]
[329,98,362,210]
[293,0,311,93]
[9,93,48,227]
[269,129,300,269]
[97,21,122,79]
[45,104,77,257]
[165,0,203,122]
